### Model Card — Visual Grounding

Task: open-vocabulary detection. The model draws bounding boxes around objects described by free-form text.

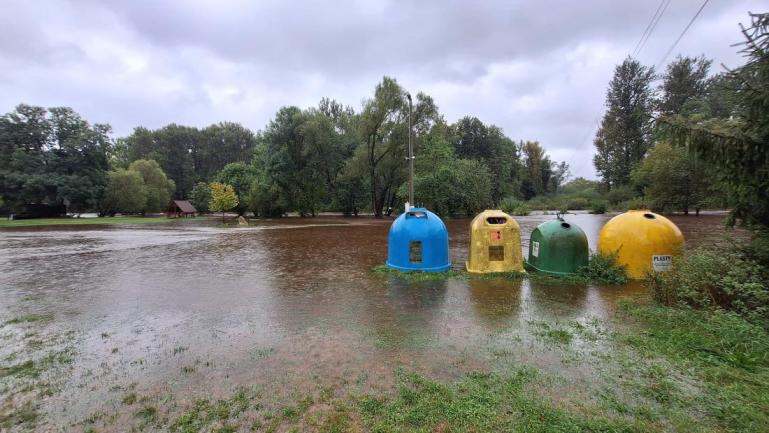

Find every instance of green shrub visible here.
[511,204,531,216]
[606,185,636,205]
[525,195,559,210]
[743,229,769,276]
[499,197,531,215]
[613,197,645,212]
[647,245,769,327]
[589,201,608,214]
[499,196,521,214]
[499,197,520,213]
[566,197,589,210]
[577,252,629,285]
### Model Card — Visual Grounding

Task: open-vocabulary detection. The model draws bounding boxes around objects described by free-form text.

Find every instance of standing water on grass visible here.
[0,212,738,431]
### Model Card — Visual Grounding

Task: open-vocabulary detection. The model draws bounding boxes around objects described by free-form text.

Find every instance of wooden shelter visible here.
[166,200,197,218]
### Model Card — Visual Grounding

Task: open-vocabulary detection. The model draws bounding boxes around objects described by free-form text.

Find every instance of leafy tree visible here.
[519,141,552,199]
[120,122,255,198]
[261,106,326,216]
[358,76,438,217]
[123,124,197,199]
[307,98,360,196]
[407,131,492,216]
[196,122,256,181]
[332,174,367,216]
[658,55,712,116]
[632,141,709,214]
[594,58,656,188]
[103,169,146,214]
[0,104,111,213]
[214,162,259,215]
[452,117,520,204]
[152,124,197,198]
[190,182,211,213]
[663,13,769,227]
[128,159,175,213]
[245,178,286,218]
[548,161,570,194]
[209,182,239,222]
[692,73,741,119]
[411,159,491,217]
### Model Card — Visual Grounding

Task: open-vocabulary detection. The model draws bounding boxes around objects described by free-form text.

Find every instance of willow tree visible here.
[358,77,437,217]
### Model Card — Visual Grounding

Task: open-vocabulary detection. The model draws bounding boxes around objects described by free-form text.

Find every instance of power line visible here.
[631,0,665,56]
[632,0,669,58]
[637,0,670,57]
[656,0,710,69]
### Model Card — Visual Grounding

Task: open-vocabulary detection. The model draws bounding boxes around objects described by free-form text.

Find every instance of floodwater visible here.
[0,212,736,430]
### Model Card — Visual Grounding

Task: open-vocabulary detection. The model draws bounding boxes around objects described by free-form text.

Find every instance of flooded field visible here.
[0,212,742,431]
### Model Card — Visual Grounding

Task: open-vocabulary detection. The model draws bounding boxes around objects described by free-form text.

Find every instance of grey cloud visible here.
[1,0,764,178]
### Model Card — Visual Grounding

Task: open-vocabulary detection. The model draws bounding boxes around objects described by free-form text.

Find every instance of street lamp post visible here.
[407,92,414,211]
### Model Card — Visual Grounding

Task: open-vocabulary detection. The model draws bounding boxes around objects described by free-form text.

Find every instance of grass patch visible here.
[172,387,256,433]
[0,349,72,380]
[122,392,138,405]
[136,405,158,423]
[0,360,39,379]
[0,216,171,228]
[0,401,38,430]
[372,253,628,286]
[616,302,769,432]
[371,265,462,281]
[369,257,627,287]
[318,405,352,433]
[530,321,573,346]
[250,347,274,361]
[358,368,640,432]
[4,313,54,325]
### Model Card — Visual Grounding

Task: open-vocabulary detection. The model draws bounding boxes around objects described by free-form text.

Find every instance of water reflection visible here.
[468,277,523,327]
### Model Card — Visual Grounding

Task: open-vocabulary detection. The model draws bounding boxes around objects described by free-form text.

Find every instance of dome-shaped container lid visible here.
[534,218,587,237]
[469,209,520,230]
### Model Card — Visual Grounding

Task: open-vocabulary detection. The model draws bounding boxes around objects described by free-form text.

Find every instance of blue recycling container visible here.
[386,207,451,272]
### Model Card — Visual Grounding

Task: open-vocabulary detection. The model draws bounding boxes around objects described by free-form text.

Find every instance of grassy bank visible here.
[0,216,171,228]
[4,300,768,432]
[43,303,766,432]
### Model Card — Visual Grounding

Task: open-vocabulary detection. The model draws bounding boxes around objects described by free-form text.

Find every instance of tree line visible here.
[590,12,768,228]
[0,77,569,218]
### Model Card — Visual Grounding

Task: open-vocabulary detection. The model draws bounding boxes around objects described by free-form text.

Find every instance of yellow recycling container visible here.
[466,210,525,273]
[598,210,684,279]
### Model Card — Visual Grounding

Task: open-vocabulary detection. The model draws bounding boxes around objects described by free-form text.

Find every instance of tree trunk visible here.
[370,170,381,218]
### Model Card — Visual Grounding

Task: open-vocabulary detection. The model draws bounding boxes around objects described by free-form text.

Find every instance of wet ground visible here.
[0,212,737,431]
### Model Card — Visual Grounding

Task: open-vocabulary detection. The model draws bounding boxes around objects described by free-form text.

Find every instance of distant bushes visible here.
[648,235,769,327]
[565,197,589,210]
[589,201,607,214]
[516,178,646,212]
[499,197,531,216]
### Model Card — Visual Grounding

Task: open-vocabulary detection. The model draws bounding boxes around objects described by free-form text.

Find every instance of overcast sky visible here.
[0,0,762,178]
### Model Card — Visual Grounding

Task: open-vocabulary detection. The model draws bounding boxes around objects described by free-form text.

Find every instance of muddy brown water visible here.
[0,212,736,428]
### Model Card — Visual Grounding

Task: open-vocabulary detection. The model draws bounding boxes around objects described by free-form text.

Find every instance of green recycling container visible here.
[525,218,589,276]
